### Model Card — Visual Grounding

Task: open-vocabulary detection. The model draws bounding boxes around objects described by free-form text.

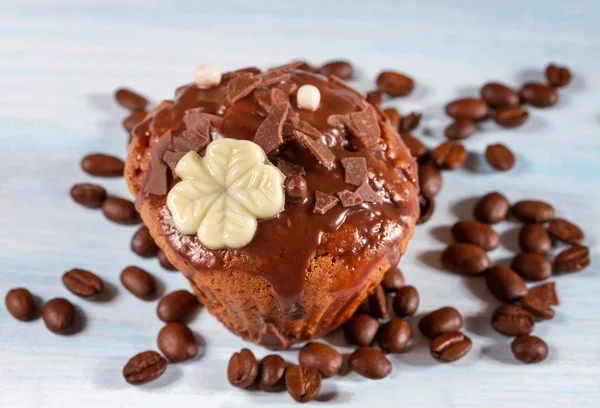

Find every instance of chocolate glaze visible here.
[131,70,418,317]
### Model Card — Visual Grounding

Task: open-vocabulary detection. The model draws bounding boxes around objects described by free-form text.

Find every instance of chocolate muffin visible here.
[125,61,419,349]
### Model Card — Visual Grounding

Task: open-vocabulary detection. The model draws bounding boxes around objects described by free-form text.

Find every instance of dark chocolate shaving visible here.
[183,108,224,130]
[141,130,173,196]
[163,151,187,174]
[274,82,298,94]
[328,74,367,100]
[288,118,321,140]
[314,191,339,214]
[261,72,292,87]
[173,129,208,153]
[266,60,305,76]
[293,130,335,169]
[226,73,262,104]
[347,105,381,148]
[277,159,306,177]
[337,189,363,207]
[254,103,289,154]
[222,66,262,80]
[341,157,368,186]
[326,113,348,128]
[254,88,290,115]
[356,182,382,203]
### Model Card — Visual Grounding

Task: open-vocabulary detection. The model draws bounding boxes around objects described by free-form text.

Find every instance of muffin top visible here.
[125,62,419,316]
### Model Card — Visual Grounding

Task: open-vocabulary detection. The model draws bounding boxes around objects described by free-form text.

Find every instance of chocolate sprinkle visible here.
[173,129,208,153]
[337,189,363,207]
[254,103,289,154]
[314,191,339,214]
[293,131,335,169]
[277,159,306,177]
[226,73,262,104]
[163,151,187,174]
[341,157,368,186]
[356,182,381,203]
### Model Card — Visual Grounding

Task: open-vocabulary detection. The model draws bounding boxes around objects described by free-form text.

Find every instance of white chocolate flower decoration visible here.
[166,139,285,250]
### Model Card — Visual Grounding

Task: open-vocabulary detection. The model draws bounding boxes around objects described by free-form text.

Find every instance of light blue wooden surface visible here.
[1,1,599,407]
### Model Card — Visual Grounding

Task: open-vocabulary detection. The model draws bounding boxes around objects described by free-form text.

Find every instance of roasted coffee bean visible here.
[485,266,528,302]
[122,111,147,133]
[419,164,443,198]
[519,224,552,254]
[258,354,286,391]
[512,200,555,224]
[392,285,419,317]
[441,243,491,276]
[348,346,391,379]
[554,245,590,272]
[42,298,76,334]
[377,318,411,353]
[399,112,422,132]
[120,266,156,300]
[417,194,435,225]
[81,153,125,177]
[285,365,322,402]
[429,332,472,363]
[547,218,584,245]
[102,197,140,225]
[228,348,258,388]
[491,305,535,336]
[70,183,107,208]
[131,226,159,258]
[451,220,500,251]
[5,288,36,321]
[529,282,559,305]
[115,88,148,111]
[285,175,308,203]
[493,105,529,128]
[381,267,404,293]
[545,64,572,88]
[368,285,389,319]
[366,90,382,105]
[511,252,552,281]
[318,60,353,79]
[400,133,428,161]
[480,82,520,108]
[383,108,401,130]
[485,143,515,171]
[157,290,199,323]
[376,71,414,97]
[520,294,555,320]
[520,82,558,108]
[62,268,104,297]
[344,314,379,346]
[431,141,467,170]
[157,249,177,271]
[419,307,463,339]
[511,335,548,364]
[474,192,510,224]
[123,350,167,385]
[444,119,476,140]
[157,322,198,363]
[445,98,488,121]
[299,342,342,378]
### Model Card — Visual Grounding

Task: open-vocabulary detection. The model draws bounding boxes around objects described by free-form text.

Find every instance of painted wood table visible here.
[1,1,599,407]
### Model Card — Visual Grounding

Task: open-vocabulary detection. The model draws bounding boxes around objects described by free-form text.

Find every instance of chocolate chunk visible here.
[274,82,298,94]
[226,74,262,104]
[326,113,347,128]
[163,151,187,174]
[223,66,262,80]
[337,190,363,207]
[356,182,381,203]
[327,74,367,100]
[142,160,168,196]
[341,157,367,186]
[288,118,322,140]
[314,191,339,214]
[173,129,208,153]
[277,159,306,177]
[271,88,290,107]
[254,103,289,154]
[255,88,290,114]
[347,105,381,148]
[183,108,224,130]
[261,72,292,87]
[293,131,335,169]
[266,60,305,75]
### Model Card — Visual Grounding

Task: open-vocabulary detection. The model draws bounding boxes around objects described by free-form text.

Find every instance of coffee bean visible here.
[400,133,428,162]
[377,318,411,353]
[444,119,477,140]
[485,143,515,171]
[42,298,76,334]
[418,164,442,198]
[366,90,382,105]
[554,245,590,273]
[383,108,401,130]
[120,266,156,300]
[102,197,140,225]
[381,267,404,293]
[547,218,584,245]
[528,282,559,305]
[480,82,520,108]
[431,141,467,170]
[62,268,104,297]
[344,314,379,346]
[81,153,125,177]
[512,200,555,224]
[511,335,548,364]
[493,105,529,128]
[451,220,500,251]
[474,192,510,224]
[376,71,414,97]
[157,290,199,323]
[491,305,535,336]
[5,288,36,321]
[285,175,308,203]
[367,285,389,319]
[419,307,463,339]
[392,285,419,317]
[520,82,558,108]
[299,342,342,378]
[285,365,322,402]
[70,183,107,208]
[520,294,555,320]
[228,348,258,388]
[545,64,572,88]
[123,350,167,385]
[417,194,435,225]
[131,226,159,258]
[511,252,552,281]
[157,322,198,363]
[157,249,177,271]
[258,354,286,392]
[518,224,551,254]
[485,266,528,302]
[441,243,491,276]
[429,332,472,363]
[445,98,489,121]
[399,112,422,132]
[115,88,149,111]
[348,346,392,379]
[122,111,147,133]
[318,60,353,79]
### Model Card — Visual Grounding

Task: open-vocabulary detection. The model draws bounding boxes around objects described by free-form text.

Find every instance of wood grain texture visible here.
[1,0,599,407]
